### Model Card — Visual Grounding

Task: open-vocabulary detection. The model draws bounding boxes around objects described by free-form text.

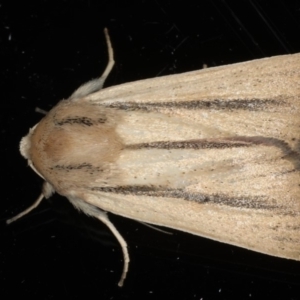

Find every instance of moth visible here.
[8,29,300,286]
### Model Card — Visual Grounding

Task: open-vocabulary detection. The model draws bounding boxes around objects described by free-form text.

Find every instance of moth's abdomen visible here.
[28,100,124,195]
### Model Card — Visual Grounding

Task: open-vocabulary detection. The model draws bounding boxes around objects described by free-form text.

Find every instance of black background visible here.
[1,1,300,299]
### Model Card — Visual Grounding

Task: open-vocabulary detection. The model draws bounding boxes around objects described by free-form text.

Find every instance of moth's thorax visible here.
[24,100,124,194]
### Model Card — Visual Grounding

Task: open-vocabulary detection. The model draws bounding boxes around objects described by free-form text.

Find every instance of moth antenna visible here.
[6,193,44,224]
[70,28,115,99]
[96,212,129,287]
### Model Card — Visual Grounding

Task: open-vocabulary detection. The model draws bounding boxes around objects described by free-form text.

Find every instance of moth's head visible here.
[19,124,45,180]
[20,124,37,159]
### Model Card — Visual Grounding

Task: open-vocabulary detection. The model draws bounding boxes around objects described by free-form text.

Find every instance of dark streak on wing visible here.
[55,116,106,126]
[105,99,281,111]
[51,163,103,172]
[90,185,289,213]
[126,136,300,168]
[126,139,252,150]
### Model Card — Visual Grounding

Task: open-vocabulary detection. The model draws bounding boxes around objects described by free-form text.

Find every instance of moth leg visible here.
[35,107,48,115]
[137,221,173,235]
[68,196,129,287]
[96,211,129,287]
[7,182,54,224]
[99,28,115,83]
[6,193,44,224]
[70,28,115,99]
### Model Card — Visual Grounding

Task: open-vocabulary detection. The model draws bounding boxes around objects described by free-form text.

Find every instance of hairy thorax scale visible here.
[29,100,124,194]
